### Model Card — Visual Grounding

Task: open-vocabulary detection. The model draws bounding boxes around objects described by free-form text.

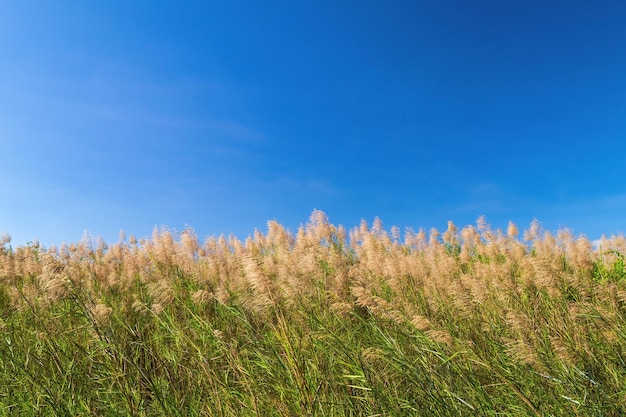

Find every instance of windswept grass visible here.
[0,211,625,415]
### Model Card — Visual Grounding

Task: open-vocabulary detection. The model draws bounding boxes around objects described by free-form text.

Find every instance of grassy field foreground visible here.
[0,210,625,416]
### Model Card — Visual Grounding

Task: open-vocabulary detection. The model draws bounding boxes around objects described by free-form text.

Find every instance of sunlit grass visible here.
[0,211,625,415]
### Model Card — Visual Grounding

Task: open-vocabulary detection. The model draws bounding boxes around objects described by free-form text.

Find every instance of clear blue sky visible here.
[1,1,625,246]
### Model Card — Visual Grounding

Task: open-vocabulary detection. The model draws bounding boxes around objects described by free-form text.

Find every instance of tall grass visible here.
[0,211,625,415]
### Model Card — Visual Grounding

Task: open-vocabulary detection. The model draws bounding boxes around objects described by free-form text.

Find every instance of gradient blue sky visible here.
[2,1,625,246]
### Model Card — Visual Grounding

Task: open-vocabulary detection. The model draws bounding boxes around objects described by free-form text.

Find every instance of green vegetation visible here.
[0,211,625,416]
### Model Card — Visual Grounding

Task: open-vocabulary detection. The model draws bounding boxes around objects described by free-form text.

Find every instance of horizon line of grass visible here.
[0,210,625,415]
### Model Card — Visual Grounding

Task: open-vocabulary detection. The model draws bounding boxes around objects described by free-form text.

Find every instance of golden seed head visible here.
[92,303,113,323]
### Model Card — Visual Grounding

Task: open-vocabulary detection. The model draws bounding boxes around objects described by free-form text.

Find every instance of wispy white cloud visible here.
[446,181,513,215]
[1,67,263,145]
[304,179,337,194]
[596,194,626,209]
[256,176,338,195]
[89,106,263,141]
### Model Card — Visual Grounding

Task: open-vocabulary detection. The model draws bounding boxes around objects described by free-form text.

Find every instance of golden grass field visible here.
[0,210,625,415]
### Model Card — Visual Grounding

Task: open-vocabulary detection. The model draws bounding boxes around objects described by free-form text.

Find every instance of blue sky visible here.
[1,1,625,246]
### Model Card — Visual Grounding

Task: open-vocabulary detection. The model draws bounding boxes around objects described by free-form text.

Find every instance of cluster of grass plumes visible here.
[0,211,626,415]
